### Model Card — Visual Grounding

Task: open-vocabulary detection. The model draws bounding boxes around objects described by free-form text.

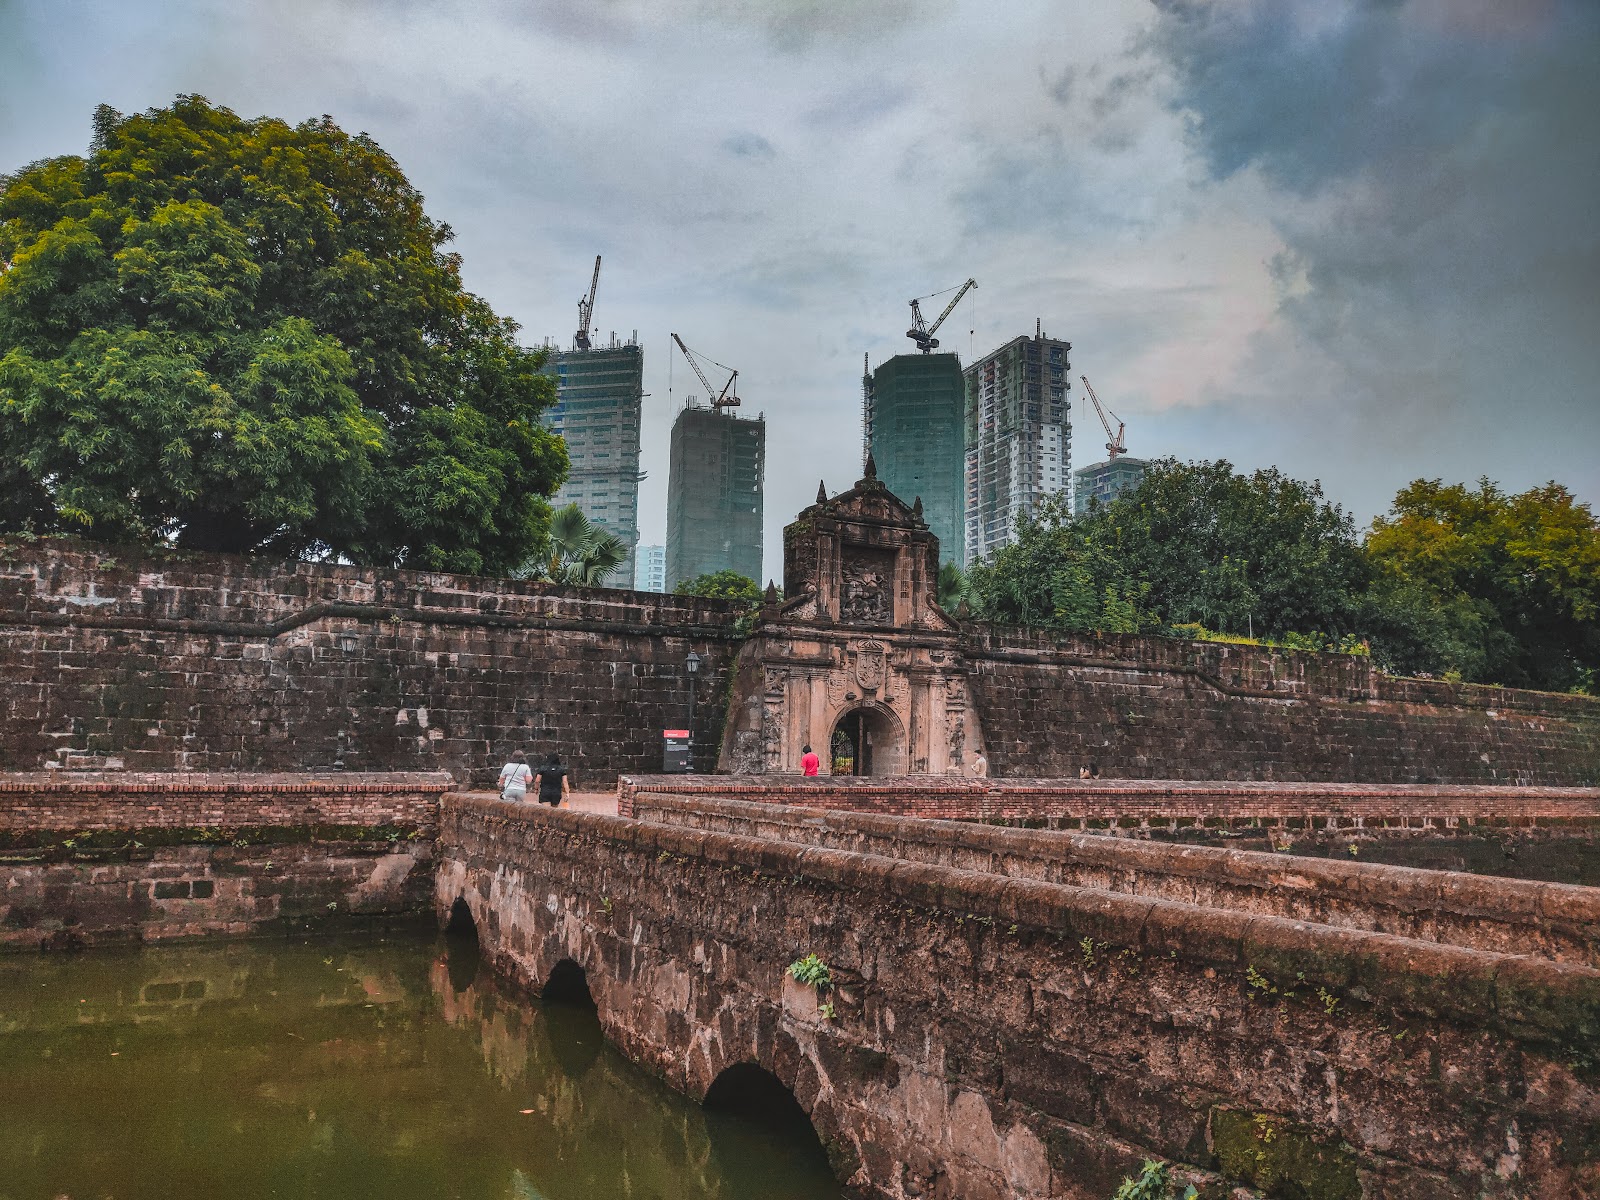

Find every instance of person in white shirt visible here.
[969,752,989,778]
[498,751,533,801]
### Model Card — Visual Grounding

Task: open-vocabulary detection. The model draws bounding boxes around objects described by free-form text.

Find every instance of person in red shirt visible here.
[800,744,820,776]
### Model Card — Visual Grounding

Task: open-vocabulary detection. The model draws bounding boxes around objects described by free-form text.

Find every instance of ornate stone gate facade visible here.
[719,460,985,776]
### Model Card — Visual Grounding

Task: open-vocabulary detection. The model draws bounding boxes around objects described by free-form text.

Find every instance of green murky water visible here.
[0,931,842,1200]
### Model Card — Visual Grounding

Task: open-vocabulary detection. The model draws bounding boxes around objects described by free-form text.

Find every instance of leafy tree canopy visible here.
[970,459,1367,639]
[675,569,762,605]
[1365,479,1600,691]
[965,460,1598,693]
[0,96,566,573]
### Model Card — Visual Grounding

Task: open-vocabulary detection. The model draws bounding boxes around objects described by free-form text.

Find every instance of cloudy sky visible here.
[4,0,1596,581]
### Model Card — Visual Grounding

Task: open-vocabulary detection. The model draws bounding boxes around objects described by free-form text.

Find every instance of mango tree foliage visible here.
[970,461,1366,639]
[675,569,762,605]
[0,96,566,572]
[1365,479,1600,691]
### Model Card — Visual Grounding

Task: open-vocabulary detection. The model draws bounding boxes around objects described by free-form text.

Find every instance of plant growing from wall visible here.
[786,953,837,1019]
[786,953,832,988]
[1109,1159,1197,1199]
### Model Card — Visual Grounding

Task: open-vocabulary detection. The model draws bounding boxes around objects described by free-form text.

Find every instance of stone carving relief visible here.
[840,549,895,626]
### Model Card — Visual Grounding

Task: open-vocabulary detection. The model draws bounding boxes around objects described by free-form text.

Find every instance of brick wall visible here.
[0,770,448,950]
[964,626,1600,785]
[0,541,743,786]
[0,770,451,833]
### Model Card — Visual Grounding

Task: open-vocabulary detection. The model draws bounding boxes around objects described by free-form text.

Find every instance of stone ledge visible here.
[0,770,456,794]
[630,790,1600,931]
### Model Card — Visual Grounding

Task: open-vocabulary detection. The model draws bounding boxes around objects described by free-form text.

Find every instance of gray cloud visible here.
[1145,0,1600,516]
[1,0,1594,577]
[723,132,775,160]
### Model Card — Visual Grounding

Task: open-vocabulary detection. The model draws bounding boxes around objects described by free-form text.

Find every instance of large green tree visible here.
[675,569,762,605]
[971,460,1368,639]
[1365,479,1600,691]
[0,96,566,573]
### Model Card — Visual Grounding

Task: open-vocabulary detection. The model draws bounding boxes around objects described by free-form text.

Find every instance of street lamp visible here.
[684,650,702,773]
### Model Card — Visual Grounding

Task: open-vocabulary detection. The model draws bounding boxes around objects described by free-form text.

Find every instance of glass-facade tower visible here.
[665,404,766,590]
[540,341,644,587]
[867,353,966,567]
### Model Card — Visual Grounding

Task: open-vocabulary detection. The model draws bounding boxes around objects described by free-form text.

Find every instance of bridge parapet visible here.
[438,792,1600,1199]
[630,791,1600,966]
[620,775,1600,884]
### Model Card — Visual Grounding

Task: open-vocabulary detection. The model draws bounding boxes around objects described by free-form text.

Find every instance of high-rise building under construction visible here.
[665,402,766,589]
[540,337,644,587]
[866,353,966,567]
[963,327,1073,563]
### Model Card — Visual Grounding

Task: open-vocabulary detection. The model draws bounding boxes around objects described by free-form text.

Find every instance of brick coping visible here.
[0,770,455,794]
[621,774,1600,800]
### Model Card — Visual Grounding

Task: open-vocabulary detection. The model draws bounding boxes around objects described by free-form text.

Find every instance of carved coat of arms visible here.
[855,642,887,692]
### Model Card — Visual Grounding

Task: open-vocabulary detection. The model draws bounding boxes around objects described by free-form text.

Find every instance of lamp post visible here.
[684,649,702,773]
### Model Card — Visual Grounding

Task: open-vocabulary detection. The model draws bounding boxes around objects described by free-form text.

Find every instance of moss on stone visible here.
[1211,1109,1359,1200]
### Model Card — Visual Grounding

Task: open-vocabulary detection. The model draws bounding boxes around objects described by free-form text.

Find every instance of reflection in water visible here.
[0,931,840,1200]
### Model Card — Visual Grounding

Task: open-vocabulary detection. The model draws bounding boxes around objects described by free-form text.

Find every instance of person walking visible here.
[499,751,533,801]
[800,743,821,777]
[534,753,571,807]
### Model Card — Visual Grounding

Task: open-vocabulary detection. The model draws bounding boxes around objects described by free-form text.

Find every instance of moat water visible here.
[0,930,842,1200]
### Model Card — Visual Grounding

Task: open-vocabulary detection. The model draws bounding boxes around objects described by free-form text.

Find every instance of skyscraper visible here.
[665,403,765,589]
[1073,457,1148,514]
[963,328,1073,563]
[866,353,966,567]
[540,338,644,587]
[634,543,666,592]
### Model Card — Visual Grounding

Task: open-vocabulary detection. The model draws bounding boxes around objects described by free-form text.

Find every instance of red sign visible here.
[662,730,691,739]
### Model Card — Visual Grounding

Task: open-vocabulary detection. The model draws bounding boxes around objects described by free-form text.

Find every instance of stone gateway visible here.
[719,459,986,777]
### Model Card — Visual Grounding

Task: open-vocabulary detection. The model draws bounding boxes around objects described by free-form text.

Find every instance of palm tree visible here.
[938,561,973,613]
[519,503,629,586]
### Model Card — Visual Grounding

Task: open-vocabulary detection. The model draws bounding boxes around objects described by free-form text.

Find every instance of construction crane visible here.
[574,256,602,351]
[906,278,977,353]
[1080,375,1127,461]
[671,334,740,410]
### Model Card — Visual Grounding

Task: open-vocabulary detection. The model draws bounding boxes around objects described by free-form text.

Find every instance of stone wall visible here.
[618,775,1600,883]
[0,771,449,950]
[6,541,1599,790]
[437,795,1600,1199]
[964,626,1600,785]
[0,541,743,785]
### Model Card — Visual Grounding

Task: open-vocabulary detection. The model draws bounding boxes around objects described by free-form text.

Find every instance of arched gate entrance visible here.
[829,706,905,776]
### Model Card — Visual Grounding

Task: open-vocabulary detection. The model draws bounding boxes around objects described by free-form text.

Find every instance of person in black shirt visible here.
[534,753,570,807]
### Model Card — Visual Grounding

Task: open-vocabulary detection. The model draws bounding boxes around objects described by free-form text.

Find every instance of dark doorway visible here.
[829,706,904,777]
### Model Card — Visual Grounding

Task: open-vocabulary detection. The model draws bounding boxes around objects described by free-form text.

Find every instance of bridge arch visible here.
[542,957,597,1010]
[444,895,477,941]
[829,703,906,776]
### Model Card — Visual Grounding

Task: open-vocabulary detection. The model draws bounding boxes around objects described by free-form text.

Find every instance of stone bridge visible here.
[436,790,1600,1200]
